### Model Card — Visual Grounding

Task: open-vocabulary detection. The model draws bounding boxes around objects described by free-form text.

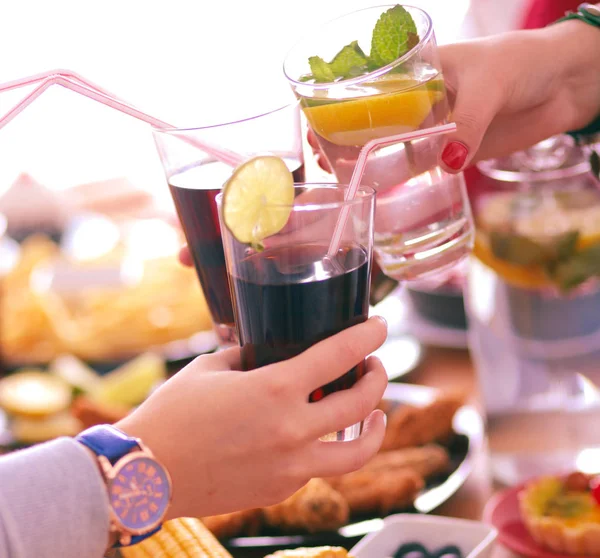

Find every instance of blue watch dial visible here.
[109,455,170,532]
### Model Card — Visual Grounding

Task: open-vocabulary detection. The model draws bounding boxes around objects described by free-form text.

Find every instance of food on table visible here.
[70,395,131,429]
[89,352,166,407]
[473,188,600,292]
[1,233,213,364]
[0,371,72,418]
[121,517,233,558]
[353,444,450,478]
[10,411,82,444]
[381,393,463,451]
[49,354,101,393]
[263,548,353,558]
[325,467,423,515]
[264,478,350,533]
[201,509,263,540]
[0,352,165,445]
[201,394,462,540]
[519,473,600,555]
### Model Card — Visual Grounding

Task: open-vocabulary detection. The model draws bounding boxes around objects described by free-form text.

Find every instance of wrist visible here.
[546,14,600,132]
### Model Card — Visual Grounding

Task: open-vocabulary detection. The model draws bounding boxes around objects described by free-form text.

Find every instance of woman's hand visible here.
[116,316,388,520]
[439,17,600,172]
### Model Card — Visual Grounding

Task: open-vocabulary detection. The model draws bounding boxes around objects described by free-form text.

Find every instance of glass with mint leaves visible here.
[284,5,473,281]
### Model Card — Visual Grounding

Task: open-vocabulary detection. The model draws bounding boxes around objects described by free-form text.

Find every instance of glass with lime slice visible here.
[152,103,304,349]
[284,5,473,285]
[218,156,375,442]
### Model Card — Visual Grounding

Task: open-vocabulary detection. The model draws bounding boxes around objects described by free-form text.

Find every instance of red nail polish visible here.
[442,141,468,170]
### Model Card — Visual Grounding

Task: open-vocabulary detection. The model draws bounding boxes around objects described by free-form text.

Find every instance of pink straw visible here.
[327,122,458,259]
[0,69,245,168]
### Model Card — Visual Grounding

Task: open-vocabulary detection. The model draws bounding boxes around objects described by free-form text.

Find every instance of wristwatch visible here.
[556,3,600,142]
[76,424,172,547]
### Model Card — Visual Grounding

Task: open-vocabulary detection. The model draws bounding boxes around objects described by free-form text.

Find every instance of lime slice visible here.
[0,371,72,418]
[12,412,83,444]
[222,156,294,244]
[90,352,166,407]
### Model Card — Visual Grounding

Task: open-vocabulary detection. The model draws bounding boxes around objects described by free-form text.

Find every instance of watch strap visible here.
[555,4,600,140]
[76,424,140,465]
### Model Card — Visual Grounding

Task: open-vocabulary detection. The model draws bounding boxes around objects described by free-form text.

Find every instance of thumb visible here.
[439,81,501,173]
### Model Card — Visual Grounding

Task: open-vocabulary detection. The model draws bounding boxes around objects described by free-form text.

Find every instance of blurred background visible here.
[0,0,527,206]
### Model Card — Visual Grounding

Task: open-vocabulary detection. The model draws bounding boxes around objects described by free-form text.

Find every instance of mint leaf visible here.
[370,5,419,68]
[308,56,335,83]
[329,41,369,79]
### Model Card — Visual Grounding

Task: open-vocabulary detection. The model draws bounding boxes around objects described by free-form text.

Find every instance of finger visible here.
[439,79,503,173]
[309,409,387,477]
[187,347,242,372]
[282,316,388,393]
[178,245,194,267]
[307,128,319,150]
[308,356,388,437]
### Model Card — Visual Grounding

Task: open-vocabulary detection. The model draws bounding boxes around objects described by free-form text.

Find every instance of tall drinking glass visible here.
[152,104,304,348]
[284,5,473,281]
[218,184,375,441]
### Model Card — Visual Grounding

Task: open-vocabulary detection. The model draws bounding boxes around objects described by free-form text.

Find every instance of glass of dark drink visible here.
[152,104,304,348]
[218,183,375,441]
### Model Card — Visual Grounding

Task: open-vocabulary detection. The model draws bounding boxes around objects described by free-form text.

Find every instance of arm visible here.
[0,437,110,558]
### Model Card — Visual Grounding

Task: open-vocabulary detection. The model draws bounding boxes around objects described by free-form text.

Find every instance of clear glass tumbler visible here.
[284,5,473,281]
[218,184,375,441]
[152,104,304,348]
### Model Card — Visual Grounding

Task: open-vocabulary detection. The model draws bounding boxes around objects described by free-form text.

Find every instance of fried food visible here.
[361,445,450,478]
[1,233,214,364]
[381,394,464,452]
[263,478,349,533]
[325,468,424,515]
[70,395,131,429]
[264,548,353,558]
[202,509,263,539]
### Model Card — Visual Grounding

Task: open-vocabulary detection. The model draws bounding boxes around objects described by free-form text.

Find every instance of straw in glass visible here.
[0,69,245,167]
[326,122,458,259]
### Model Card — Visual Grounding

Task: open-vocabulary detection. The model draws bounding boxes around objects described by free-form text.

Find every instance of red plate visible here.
[484,484,590,558]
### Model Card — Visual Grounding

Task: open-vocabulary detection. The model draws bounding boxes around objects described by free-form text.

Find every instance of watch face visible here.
[108,455,170,532]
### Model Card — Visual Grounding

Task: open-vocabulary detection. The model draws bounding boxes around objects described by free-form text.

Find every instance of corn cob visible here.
[264,548,353,558]
[121,517,233,558]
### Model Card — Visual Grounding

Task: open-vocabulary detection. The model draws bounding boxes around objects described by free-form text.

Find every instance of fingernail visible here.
[442,141,468,170]
[374,315,388,329]
[382,412,387,428]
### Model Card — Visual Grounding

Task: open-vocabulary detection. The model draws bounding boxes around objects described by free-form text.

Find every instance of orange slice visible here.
[473,233,551,290]
[303,83,445,146]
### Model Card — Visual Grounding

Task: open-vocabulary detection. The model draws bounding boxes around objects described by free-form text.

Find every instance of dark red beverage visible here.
[229,242,370,400]
[169,160,305,342]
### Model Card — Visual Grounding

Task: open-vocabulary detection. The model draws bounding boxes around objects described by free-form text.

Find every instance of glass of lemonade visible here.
[152,104,304,348]
[218,180,375,442]
[284,4,473,280]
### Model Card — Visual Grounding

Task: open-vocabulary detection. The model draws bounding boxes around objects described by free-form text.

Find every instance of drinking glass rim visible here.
[283,4,433,90]
[216,183,376,212]
[150,101,299,134]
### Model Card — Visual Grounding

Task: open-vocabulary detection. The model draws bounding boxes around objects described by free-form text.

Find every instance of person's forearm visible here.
[0,438,110,558]
[547,9,600,132]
